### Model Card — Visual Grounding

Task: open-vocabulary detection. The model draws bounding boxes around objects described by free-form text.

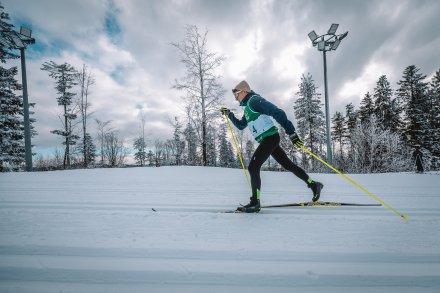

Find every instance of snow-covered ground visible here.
[0,166,439,292]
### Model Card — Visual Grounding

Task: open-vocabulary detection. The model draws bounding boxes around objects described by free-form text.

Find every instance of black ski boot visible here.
[237,199,261,213]
[308,181,324,202]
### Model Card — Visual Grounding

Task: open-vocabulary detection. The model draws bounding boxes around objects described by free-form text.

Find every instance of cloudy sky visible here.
[3,0,440,156]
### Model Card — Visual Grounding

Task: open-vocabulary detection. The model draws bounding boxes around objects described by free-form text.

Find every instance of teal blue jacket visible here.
[228,91,296,135]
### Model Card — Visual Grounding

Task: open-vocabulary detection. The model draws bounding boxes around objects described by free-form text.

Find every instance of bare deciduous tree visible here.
[76,64,95,167]
[172,25,225,166]
[103,131,127,167]
[95,119,114,166]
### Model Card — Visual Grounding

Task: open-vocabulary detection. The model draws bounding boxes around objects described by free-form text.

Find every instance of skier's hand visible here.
[220,107,230,116]
[290,132,304,148]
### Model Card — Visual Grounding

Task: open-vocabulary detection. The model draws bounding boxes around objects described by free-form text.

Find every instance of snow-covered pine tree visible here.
[0,66,24,171]
[345,103,358,131]
[0,4,25,171]
[359,92,374,125]
[373,75,400,132]
[245,139,255,166]
[278,127,297,166]
[170,117,184,165]
[218,123,235,168]
[293,73,326,171]
[183,120,198,166]
[0,3,19,61]
[396,65,430,153]
[344,102,358,159]
[427,69,440,169]
[41,61,79,169]
[331,111,346,169]
[206,124,217,166]
[358,92,376,168]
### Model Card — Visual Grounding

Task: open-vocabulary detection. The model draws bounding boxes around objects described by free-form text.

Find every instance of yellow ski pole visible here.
[224,114,252,193]
[298,144,408,219]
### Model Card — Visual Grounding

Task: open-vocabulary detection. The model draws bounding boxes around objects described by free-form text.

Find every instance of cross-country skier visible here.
[220,80,323,213]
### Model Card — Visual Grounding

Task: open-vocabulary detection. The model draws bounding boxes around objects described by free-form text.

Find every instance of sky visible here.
[2,0,440,156]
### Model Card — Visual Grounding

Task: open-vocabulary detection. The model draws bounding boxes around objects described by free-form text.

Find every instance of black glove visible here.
[220,107,230,116]
[289,132,304,148]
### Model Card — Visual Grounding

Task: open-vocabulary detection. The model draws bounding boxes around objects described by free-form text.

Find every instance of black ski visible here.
[262,201,381,208]
[221,201,381,213]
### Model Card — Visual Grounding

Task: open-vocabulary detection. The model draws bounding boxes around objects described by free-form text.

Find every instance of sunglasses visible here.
[233,90,243,99]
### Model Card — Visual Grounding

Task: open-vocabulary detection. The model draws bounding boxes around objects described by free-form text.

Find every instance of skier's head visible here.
[232,80,250,102]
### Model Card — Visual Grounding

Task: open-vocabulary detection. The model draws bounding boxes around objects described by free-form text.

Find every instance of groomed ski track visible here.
[1,166,439,292]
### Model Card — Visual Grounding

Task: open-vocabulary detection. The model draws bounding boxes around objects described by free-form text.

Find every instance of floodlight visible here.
[339,31,348,41]
[11,34,25,48]
[328,23,339,35]
[306,23,349,165]
[331,39,341,50]
[20,26,32,38]
[308,30,318,42]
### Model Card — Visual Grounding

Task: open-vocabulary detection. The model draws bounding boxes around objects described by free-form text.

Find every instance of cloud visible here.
[2,0,439,157]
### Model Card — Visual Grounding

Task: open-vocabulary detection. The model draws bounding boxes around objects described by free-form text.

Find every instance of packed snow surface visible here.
[0,166,439,292]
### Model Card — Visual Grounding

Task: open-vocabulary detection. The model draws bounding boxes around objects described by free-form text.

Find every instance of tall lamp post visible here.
[308,24,348,165]
[0,26,35,171]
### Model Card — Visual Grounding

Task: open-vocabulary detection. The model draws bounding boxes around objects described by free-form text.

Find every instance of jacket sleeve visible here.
[228,112,248,130]
[249,95,296,135]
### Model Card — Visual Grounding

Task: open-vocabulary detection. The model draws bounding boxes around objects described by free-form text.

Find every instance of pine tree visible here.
[245,139,255,166]
[331,111,346,168]
[41,61,79,169]
[218,124,234,168]
[278,126,297,165]
[171,117,184,165]
[427,69,440,169]
[183,121,198,165]
[206,124,217,166]
[345,102,358,157]
[0,4,24,171]
[0,66,24,171]
[0,3,19,61]
[359,92,374,125]
[80,133,96,166]
[373,75,400,131]
[133,136,147,166]
[293,73,326,171]
[147,150,154,166]
[396,65,430,151]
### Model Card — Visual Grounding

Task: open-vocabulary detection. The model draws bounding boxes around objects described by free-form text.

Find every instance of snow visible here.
[0,166,439,292]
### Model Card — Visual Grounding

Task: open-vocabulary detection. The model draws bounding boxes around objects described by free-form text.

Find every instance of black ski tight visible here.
[248,133,309,200]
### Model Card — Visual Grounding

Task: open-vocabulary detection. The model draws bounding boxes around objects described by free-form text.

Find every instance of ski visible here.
[221,201,381,213]
[262,201,382,208]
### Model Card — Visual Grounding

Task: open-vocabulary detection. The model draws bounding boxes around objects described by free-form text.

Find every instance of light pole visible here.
[0,26,35,171]
[308,24,348,165]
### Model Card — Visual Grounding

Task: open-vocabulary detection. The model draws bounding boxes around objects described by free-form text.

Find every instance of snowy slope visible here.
[0,166,439,292]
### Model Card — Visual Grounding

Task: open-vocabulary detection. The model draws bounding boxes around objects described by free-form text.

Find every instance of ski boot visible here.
[236,198,261,213]
[308,181,324,202]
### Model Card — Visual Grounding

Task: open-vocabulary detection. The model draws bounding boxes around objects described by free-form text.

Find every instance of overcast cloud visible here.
[3,0,440,155]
